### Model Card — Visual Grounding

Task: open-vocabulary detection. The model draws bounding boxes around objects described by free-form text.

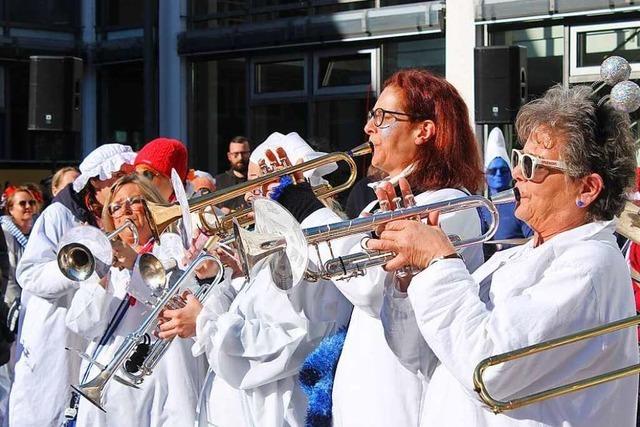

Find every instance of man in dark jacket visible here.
[214,136,251,213]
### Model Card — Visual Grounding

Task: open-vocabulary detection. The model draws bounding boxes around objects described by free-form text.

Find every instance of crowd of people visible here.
[0,68,637,427]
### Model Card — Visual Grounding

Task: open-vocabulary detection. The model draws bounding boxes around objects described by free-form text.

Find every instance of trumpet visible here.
[226,188,517,291]
[57,219,139,281]
[118,251,219,384]
[143,142,373,239]
[70,238,225,411]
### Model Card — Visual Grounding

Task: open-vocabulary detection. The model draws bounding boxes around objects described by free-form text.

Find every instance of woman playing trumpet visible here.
[65,174,208,426]
[317,69,484,426]
[370,85,639,426]
[10,144,135,427]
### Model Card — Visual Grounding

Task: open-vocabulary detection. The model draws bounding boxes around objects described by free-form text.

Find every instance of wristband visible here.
[427,252,463,268]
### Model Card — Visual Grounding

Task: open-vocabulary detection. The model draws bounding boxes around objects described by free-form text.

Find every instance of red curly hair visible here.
[383,69,483,193]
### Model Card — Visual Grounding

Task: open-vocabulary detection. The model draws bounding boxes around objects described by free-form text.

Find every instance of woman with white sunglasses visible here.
[371,84,639,426]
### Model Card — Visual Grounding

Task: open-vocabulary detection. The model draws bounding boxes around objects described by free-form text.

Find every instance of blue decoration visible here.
[270,175,294,201]
[299,327,348,427]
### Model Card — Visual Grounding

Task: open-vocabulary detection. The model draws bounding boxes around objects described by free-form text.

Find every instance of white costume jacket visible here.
[330,188,484,427]
[193,207,352,427]
[66,236,208,427]
[383,220,638,426]
[10,202,87,427]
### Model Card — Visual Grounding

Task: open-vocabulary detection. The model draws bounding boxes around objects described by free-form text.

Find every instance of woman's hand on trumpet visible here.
[157,290,202,339]
[366,177,455,291]
[245,147,306,204]
[111,240,138,270]
[183,231,221,280]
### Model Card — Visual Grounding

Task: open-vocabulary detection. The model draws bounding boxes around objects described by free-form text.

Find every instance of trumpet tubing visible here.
[143,141,373,239]
[129,271,221,380]
[303,189,517,281]
[71,247,225,411]
[57,219,139,281]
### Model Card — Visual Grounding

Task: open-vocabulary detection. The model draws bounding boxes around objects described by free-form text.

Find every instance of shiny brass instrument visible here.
[474,314,640,414]
[230,189,517,291]
[57,219,139,281]
[143,142,373,239]
[70,238,225,411]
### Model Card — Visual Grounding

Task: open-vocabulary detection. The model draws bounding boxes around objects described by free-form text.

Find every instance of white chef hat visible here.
[73,143,137,192]
[249,132,337,179]
[484,127,510,169]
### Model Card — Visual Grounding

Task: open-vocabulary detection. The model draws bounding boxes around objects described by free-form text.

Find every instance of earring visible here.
[576,199,586,208]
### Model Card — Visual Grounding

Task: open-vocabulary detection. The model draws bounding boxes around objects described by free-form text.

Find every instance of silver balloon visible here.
[600,56,631,86]
[610,81,640,113]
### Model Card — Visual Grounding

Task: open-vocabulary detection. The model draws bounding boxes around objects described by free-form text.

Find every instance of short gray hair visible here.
[515,84,638,221]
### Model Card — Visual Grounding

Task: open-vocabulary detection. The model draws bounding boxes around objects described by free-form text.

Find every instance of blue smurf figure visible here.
[481,127,532,255]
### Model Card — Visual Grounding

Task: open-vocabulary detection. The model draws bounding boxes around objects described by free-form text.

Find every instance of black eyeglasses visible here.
[486,166,511,175]
[16,200,36,208]
[367,108,418,128]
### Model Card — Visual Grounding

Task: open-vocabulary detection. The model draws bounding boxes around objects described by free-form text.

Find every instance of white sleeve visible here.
[405,246,621,400]
[380,281,438,378]
[65,279,114,339]
[192,272,240,357]
[300,207,384,317]
[203,309,342,390]
[16,204,79,300]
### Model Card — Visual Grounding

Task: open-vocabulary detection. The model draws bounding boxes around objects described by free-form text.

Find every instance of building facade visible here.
[0,0,639,184]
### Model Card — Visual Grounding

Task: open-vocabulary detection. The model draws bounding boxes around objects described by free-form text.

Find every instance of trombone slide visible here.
[473,314,640,413]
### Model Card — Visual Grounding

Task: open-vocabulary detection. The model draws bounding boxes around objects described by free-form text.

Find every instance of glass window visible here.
[8,0,78,28]
[98,0,144,29]
[251,103,307,145]
[188,0,375,29]
[317,54,371,88]
[383,37,445,80]
[190,59,247,173]
[254,59,305,95]
[576,26,640,68]
[98,63,144,150]
[492,25,563,100]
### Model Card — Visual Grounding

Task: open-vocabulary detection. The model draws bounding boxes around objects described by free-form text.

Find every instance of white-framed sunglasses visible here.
[510,149,568,181]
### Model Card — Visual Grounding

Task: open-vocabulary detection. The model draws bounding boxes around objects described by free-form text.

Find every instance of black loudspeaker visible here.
[475,46,527,124]
[28,56,83,132]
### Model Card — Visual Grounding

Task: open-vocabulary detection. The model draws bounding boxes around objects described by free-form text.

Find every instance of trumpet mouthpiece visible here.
[347,141,373,157]
[491,188,520,205]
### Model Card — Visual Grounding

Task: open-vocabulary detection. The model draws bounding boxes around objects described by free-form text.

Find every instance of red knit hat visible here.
[134,138,188,181]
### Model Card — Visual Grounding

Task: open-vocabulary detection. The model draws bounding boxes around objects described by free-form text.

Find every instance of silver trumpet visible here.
[117,250,221,385]
[57,219,139,281]
[230,189,519,289]
[70,248,224,411]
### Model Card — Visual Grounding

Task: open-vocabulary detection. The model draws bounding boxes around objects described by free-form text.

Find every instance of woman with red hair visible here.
[328,69,485,426]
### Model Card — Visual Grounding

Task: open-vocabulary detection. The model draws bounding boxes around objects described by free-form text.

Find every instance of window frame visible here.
[313,47,379,96]
[569,20,640,83]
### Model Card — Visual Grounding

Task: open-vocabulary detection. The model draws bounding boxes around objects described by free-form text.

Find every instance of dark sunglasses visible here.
[16,200,36,208]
